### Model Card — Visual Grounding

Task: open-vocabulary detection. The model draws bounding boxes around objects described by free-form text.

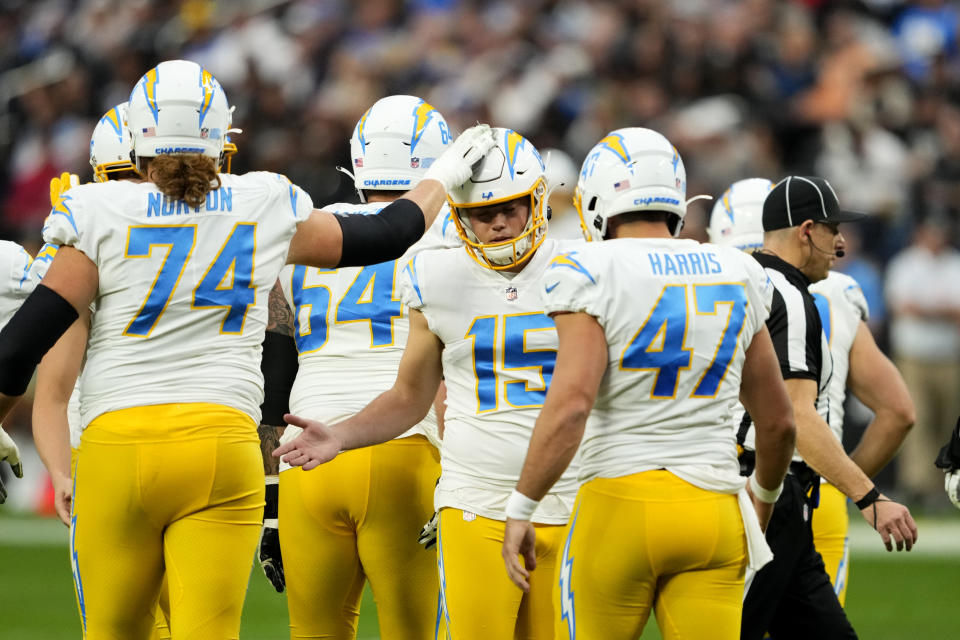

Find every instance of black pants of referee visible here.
[741,471,857,640]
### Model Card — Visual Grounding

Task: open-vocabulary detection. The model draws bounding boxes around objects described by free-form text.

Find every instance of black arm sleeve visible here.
[0,284,79,396]
[335,198,425,267]
[259,331,299,426]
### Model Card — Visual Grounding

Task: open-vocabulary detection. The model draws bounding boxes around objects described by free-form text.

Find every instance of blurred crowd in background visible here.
[1,0,959,509]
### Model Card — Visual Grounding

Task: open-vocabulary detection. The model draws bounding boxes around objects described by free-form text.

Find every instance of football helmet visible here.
[90,102,135,182]
[349,95,452,200]
[707,178,774,251]
[574,128,687,240]
[127,60,230,174]
[448,128,548,270]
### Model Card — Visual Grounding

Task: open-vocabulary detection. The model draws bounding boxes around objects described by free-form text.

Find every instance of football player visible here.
[31,101,245,640]
[0,240,33,503]
[708,177,915,605]
[0,59,494,639]
[500,129,797,640]
[275,129,581,639]
[259,95,459,639]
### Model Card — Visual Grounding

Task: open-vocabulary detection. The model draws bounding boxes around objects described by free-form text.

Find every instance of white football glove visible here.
[418,511,439,550]
[423,124,496,191]
[946,471,960,511]
[0,427,23,504]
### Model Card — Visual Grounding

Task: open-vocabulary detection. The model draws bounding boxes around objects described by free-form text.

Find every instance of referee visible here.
[739,176,918,640]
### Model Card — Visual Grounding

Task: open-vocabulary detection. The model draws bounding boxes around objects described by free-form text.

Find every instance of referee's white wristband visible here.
[505,490,540,521]
[749,474,783,504]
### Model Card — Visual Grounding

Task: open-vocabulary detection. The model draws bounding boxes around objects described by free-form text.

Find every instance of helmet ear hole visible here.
[588,196,598,211]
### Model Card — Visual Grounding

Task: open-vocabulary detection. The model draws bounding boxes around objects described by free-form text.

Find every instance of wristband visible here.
[855,485,881,510]
[264,476,279,520]
[505,490,540,521]
[749,473,783,504]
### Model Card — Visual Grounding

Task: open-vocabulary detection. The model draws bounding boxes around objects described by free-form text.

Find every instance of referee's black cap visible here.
[762,176,867,231]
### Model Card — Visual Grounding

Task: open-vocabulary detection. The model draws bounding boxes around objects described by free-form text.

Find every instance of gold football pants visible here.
[280,435,441,640]
[438,508,565,640]
[71,403,263,640]
[556,470,747,640]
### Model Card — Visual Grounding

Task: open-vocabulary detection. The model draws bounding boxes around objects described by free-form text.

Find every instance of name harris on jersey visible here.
[146,186,233,217]
[647,248,723,277]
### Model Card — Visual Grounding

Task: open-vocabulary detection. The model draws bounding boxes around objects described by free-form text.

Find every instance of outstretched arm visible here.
[845,321,915,478]
[274,309,444,469]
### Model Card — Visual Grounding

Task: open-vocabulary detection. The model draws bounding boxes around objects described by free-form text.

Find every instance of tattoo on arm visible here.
[258,424,285,475]
[266,279,295,337]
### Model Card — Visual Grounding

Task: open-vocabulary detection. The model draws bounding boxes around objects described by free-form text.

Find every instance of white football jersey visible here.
[279,202,459,449]
[398,238,582,524]
[42,172,313,426]
[0,240,35,329]
[809,270,869,442]
[542,238,773,485]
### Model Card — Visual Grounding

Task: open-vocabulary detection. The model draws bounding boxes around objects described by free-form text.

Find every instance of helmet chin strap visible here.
[336,166,363,203]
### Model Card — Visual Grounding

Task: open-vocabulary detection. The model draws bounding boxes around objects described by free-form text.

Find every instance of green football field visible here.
[1,513,957,639]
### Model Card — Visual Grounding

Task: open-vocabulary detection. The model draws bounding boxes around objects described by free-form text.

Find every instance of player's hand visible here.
[945,471,960,511]
[272,413,342,470]
[0,427,23,504]
[859,495,918,552]
[49,172,80,207]
[502,518,537,592]
[418,511,439,550]
[51,471,73,525]
[423,124,496,191]
[258,519,284,592]
[746,483,774,533]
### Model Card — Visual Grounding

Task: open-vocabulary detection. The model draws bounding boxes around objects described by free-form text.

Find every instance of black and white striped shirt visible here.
[738,252,832,458]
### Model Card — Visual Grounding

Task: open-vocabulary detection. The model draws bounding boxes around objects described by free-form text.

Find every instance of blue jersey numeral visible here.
[336,261,403,346]
[466,313,557,413]
[620,283,748,399]
[124,225,196,337]
[621,285,691,398]
[192,223,256,333]
[290,265,333,353]
[290,261,403,353]
[125,224,258,337]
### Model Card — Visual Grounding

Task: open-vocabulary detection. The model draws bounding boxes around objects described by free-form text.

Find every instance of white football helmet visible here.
[575,128,687,240]
[448,128,548,270]
[89,102,135,182]
[127,60,230,173]
[349,95,452,198]
[707,178,774,251]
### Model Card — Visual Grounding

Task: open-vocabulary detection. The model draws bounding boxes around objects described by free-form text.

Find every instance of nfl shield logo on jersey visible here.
[505,286,518,301]
[410,157,420,168]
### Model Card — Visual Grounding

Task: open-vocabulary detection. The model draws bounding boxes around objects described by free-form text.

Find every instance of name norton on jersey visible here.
[146,186,234,218]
